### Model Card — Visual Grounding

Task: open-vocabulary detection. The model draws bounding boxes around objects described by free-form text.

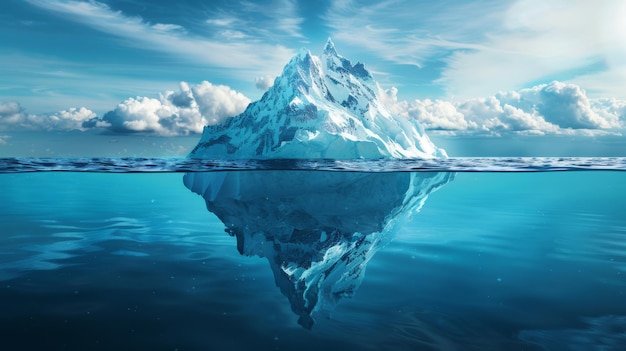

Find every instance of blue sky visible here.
[1,0,625,156]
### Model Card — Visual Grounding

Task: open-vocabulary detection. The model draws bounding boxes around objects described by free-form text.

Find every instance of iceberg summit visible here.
[184,40,453,328]
[189,38,447,159]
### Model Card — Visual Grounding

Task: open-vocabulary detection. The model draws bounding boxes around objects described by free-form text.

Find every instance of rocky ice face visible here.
[189,39,447,159]
[183,170,453,328]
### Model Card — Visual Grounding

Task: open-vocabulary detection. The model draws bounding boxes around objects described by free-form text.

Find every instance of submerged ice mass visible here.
[184,170,453,328]
[184,40,453,327]
[189,39,447,159]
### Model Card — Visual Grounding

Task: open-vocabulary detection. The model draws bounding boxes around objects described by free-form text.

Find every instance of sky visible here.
[1,0,625,157]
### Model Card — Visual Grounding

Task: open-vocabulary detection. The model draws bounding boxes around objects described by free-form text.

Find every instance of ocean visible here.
[1,158,625,351]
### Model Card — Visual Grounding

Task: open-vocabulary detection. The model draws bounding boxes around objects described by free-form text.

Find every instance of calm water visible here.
[1,158,626,351]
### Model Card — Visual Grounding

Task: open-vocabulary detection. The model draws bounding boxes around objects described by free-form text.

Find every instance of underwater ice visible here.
[184,170,452,328]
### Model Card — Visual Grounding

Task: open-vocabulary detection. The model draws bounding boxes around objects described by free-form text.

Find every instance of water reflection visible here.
[184,170,453,328]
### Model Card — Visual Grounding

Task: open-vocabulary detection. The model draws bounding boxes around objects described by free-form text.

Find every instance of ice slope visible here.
[189,39,446,159]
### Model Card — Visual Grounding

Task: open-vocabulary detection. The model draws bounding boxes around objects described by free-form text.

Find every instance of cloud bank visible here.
[1,81,250,136]
[439,0,626,98]
[2,80,623,137]
[0,101,95,131]
[86,81,250,136]
[380,81,624,136]
[324,0,626,100]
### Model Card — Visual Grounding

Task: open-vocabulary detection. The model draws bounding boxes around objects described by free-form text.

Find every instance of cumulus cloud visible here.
[3,78,623,138]
[0,101,96,131]
[50,107,97,129]
[496,82,619,129]
[381,81,624,136]
[591,98,626,125]
[0,135,8,145]
[0,102,23,125]
[255,76,274,91]
[382,87,476,131]
[1,80,250,136]
[84,81,250,136]
[457,97,558,135]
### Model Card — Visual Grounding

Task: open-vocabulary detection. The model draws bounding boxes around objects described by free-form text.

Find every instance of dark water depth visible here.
[1,160,625,350]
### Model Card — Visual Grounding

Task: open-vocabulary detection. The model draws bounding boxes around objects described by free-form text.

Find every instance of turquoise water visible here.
[1,161,626,350]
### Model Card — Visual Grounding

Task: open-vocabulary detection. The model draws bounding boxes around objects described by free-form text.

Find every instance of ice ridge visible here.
[189,41,446,159]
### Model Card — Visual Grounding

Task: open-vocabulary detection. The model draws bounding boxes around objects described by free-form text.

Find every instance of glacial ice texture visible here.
[184,170,453,328]
[189,39,445,160]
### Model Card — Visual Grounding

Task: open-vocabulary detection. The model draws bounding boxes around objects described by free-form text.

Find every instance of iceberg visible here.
[184,170,453,328]
[184,40,453,327]
[189,38,447,160]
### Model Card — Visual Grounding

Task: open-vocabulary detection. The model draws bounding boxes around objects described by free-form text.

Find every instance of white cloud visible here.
[406,100,473,131]
[203,0,304,43]
[4,75,623,138]
[48,107,97,130]
[89,78,622,137]
[496,82,618,129]
[438,0,626,99]
[206,18,236,27]
[1,80,250,136]
[591,98,626,125]
[236,0,304,38]
[26,0,295,80]
[324,0,505,67]
[151,23,184,33]
[324,1,626,100]
[0,52,196,115]
[381,81,624,136]
[90,81,250,136]
[255,76,274,91]
[0,102,23,125]
[0,101,96,131]
[0,135,9,145]
[457,97,559,135]
[190,81,251,125]
[56,107,96,122]
[380,85,474,131]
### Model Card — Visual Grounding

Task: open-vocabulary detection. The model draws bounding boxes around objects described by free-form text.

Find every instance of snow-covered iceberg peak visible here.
[189,39,447,159]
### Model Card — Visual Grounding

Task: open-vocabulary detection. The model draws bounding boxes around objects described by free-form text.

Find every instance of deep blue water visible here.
[1,159,626,350]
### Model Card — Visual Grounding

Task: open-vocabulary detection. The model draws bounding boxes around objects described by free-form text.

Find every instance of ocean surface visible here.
[1,157,626,351]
